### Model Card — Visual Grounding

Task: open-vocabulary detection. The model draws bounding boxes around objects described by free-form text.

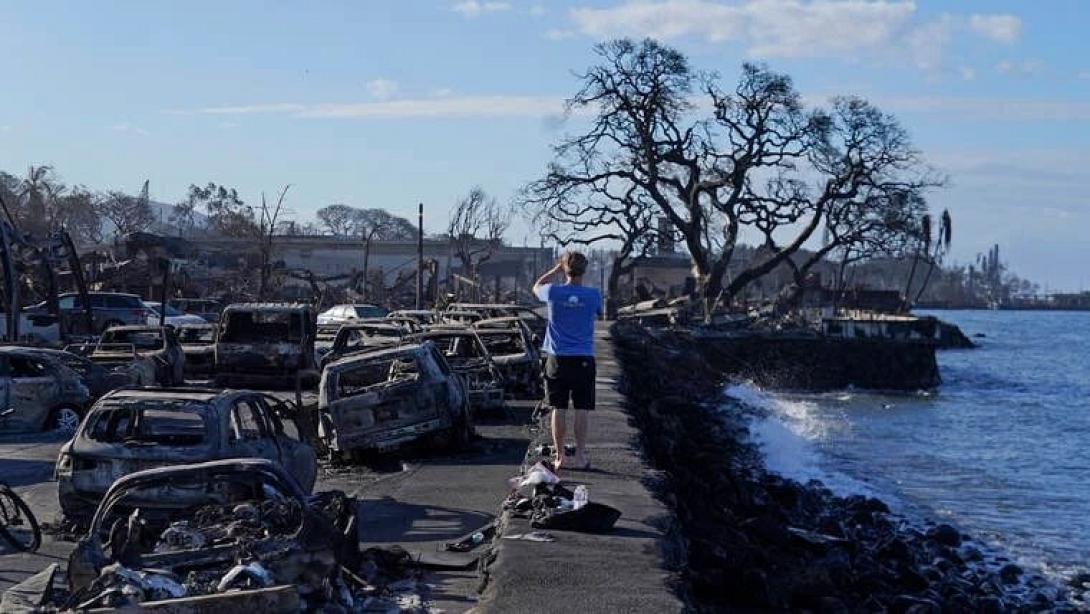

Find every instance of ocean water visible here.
[727,310,1090,582]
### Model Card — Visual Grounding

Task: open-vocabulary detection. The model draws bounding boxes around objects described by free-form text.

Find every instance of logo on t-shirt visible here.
[566,295,582,307]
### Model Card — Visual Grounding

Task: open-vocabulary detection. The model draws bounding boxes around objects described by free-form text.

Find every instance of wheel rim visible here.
[54,408,80,434]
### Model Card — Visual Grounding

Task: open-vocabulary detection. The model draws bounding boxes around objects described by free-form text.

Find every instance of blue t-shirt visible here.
[535,283,602,357]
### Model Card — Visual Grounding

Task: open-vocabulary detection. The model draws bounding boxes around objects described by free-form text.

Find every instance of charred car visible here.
[214,303,318,387]
[86,325,185,387]
[317,321,406,370]
[441,310,484,326]
[176,322,217,378]
[317,343,472,457]
[57,459,356,611]
[448,302,547,340]
[56,388,318,521]
[404,328,505,413]
[385,309,440,326]
[0,347,90,434]
[8,346,130,401]
[472,317,543,397]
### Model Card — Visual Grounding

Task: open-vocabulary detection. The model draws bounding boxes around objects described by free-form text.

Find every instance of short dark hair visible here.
[562,251,588,277]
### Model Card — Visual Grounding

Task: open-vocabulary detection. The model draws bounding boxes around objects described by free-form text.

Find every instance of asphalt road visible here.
[0,392,534,613]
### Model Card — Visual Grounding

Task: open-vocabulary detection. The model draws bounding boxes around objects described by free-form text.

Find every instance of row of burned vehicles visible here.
[1,302,548,610]
[54,302,546,517]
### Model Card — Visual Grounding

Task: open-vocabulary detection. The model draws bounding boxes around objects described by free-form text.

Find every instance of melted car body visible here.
[214,303,317,387]
[317,343,471,455]
[89,325,185,387]
[64,459,354,609]
[404,328,505,413]
[56,388,318,521]
[0,347,90,434]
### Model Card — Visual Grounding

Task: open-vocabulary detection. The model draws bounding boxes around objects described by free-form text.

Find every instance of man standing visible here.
[532,251,602,470]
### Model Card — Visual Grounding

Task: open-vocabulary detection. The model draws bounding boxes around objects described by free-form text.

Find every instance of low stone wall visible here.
[695,331,941,391]
[611,323,1071,611]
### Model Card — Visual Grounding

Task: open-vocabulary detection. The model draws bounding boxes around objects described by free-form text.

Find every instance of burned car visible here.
[317,321,406,370]
[215,303,318,387]
[318,343,472,457]
[385,309,440,326]
[441,309,484,326]
[448,302,547,340]
[0,346,91,434]
[7,346,130,401]
[58,459,356,611]
[57,388,318,521]
[404,328,505,413]
[87,325,185,387]
[473,317,543,397]
[176,322,216,378]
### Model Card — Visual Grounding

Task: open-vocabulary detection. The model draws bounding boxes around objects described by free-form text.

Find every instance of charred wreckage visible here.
[0,292,548,612]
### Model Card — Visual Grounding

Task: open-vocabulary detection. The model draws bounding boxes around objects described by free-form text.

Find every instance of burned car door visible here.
[3,355,60,431]
[226,398,280,464]
[259,395,318,492]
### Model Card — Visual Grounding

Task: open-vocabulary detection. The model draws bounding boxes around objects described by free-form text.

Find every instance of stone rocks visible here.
[609,323,1069,612]
[999,563,1023,584]
[926,523,962,548]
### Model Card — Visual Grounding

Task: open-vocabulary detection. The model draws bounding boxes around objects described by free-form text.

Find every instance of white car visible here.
[316,303,387,326]
[143,301,207,327]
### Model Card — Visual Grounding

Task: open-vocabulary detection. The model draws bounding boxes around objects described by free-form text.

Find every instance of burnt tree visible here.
[537,39,937,318]
[447,187,510,300]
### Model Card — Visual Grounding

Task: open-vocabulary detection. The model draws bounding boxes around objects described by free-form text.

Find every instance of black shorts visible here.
[544,355,596,411]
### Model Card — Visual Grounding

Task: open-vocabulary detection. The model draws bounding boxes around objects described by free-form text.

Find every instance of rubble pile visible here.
[611,322,1075,611]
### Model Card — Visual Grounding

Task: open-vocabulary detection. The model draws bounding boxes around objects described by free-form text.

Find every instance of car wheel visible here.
[49,406,82,435]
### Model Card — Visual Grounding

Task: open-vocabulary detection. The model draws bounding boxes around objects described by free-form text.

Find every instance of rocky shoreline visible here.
[611,322,1079,612]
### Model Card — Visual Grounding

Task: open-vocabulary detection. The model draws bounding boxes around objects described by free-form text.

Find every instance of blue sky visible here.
[1,1,1087,289]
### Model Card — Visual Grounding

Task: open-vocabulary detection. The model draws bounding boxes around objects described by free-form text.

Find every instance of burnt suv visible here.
[317,342,472,457]
[214,303,318,387]
[56,388,318,521]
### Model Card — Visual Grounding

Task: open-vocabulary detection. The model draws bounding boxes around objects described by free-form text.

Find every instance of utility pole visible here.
[416,202,424,309]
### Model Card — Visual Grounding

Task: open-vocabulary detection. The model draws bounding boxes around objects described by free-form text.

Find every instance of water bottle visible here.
[573,485,588,510]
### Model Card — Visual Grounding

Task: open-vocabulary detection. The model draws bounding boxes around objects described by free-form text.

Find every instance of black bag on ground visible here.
[531,502,621,533]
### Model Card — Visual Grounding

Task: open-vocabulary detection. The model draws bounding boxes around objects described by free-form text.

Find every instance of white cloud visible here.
[545,28,576,40]
[959,66,977,81]
[569,0,916,58]
[365,78,399,100]
[874,95,1090,122]
[191,95,568,120]
[907,14,955,71]
[0,126,9,133]
[218,121,240,129]
[995,59,1043,77]
[194,103,306,115]
[529,4,547,16]
[110,122,150,136]
[1079,71,1090,81]
[566,2,1026,71]
[969,14,1022,44]
[452,1,511,17]
[430,87,455,98]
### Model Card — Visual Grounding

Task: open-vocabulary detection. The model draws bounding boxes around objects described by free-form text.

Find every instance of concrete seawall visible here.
[476,324,685,612]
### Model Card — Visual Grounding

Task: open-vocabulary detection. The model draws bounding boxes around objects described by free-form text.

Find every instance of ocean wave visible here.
[723,382,881,499]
